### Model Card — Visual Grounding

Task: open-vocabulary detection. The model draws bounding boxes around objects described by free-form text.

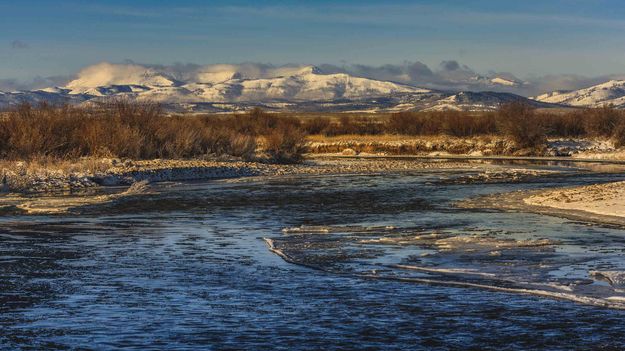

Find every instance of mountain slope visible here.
[533,80,625,108]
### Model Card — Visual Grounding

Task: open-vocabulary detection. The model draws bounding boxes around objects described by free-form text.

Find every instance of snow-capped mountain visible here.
[0,63,552,112]
[425,91,548,111]
[533,80,625,108]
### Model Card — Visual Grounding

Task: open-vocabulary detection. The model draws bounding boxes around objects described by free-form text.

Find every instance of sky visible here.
[1,0,625,91]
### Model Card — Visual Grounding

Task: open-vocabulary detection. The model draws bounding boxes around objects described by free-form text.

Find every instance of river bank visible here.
[3,152,625,216]
[1,156,574,215]
[0,157,491,194]
[2,132,624,194]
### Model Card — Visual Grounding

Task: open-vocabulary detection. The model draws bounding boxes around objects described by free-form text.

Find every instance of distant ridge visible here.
[533,80,625,108]
[0,62,559,112]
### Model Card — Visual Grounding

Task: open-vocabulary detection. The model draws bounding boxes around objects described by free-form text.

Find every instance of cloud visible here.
[318,60,625,96]
[67,62,159,88]
[318,61,435,85]
[0,79,22,91]
[440,60,460,72]
[0,75,71,91]
[149,62,320,82]
[318,60,507,92]
[10,40,29,49]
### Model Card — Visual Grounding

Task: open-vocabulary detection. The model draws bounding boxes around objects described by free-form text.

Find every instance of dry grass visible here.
[0,103,308,163]
[306,134,508,155]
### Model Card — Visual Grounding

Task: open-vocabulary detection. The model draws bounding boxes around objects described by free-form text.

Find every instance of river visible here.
[2,163,625,350]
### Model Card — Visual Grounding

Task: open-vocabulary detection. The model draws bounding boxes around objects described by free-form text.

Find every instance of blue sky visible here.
[1,0,625,82]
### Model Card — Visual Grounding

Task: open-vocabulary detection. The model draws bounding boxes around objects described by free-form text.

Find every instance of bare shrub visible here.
[0,102,303,163]
[583,106,621,137]
[302,117,331,135]
[541,111,586,137]
[386,112,438,135]
[323,115,383,136]
[441,111,497,137]
[496,102,546,149]
[612,118,625,148]
[228,134,257,160]
[5,100,625,162]
[386,111,496,136]
[263,123,307,163]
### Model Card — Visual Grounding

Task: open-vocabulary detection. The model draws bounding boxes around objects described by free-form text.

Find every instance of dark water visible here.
[3,165,625,350]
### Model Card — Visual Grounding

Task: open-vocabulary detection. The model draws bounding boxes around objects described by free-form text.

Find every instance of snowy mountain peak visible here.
[533,79,625,108]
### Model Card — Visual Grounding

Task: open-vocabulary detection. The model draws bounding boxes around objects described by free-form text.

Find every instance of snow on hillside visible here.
[533,80,625,108]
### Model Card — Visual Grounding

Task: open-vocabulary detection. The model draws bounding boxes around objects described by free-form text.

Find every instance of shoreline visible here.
[1,157,496,194]
[3,155,625,218]
[9,153,607,195]
[458,184,625,228]
[0,157,494,215]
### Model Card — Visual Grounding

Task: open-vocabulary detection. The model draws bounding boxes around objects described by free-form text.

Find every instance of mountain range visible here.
[1,63,624,112]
